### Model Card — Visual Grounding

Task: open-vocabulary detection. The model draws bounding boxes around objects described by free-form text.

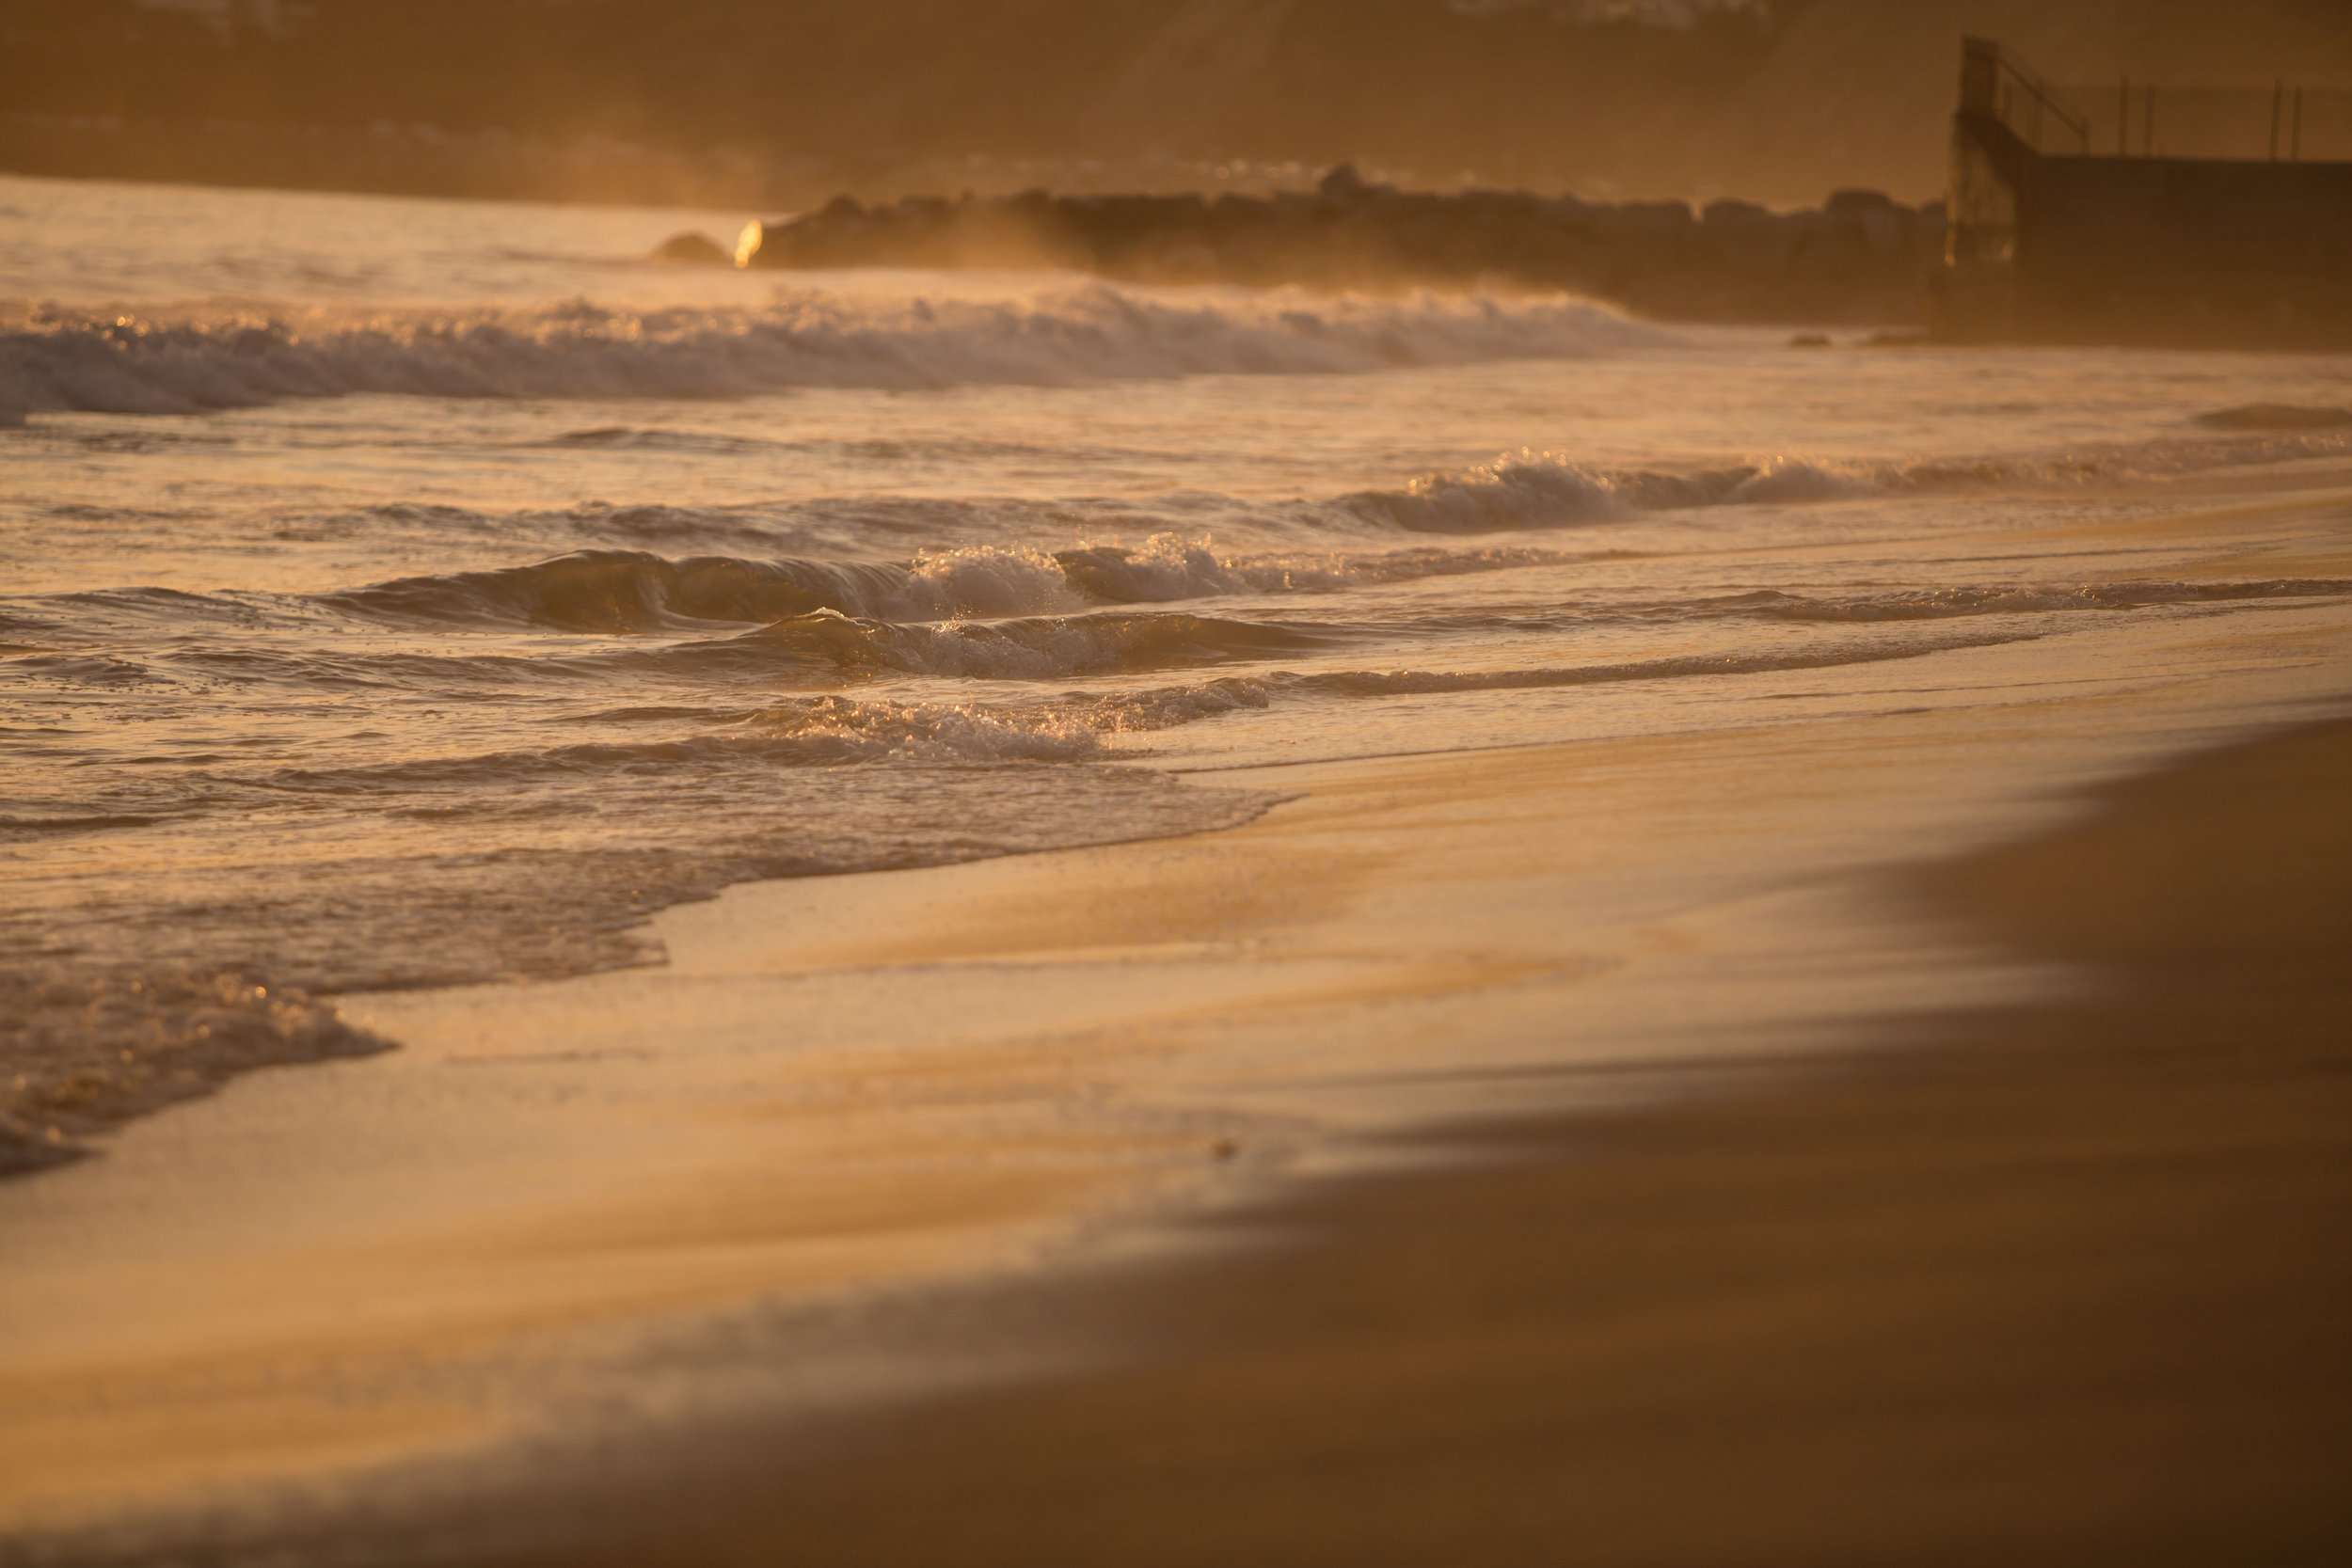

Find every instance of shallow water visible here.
[4,169,2349,1167]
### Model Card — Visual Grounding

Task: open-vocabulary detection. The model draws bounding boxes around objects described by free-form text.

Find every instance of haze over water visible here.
[4,170,2349,1170]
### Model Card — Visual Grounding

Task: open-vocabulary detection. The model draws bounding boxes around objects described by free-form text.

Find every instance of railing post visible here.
[1960,36,2001,117]
[2119,76,2129,156]
[2271,81,2282,160]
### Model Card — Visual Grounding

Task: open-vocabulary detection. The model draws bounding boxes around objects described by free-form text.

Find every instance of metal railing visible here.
[2063,81,2352,161]
[1961,37,2090,155]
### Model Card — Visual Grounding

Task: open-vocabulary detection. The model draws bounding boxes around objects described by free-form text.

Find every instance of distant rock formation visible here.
[735,167,1947,325]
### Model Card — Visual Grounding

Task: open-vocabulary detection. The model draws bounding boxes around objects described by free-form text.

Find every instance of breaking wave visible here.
[0,286,1664,422]
[321,540,1582,634]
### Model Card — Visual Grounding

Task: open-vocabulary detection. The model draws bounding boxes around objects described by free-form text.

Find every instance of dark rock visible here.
[1318,163,1364,199]
[1702,198,1772,228]
[1825,187,1900,214]
[736,177,1947,326]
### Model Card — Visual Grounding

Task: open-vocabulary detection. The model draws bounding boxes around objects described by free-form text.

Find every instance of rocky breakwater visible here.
[727,166,1946,326]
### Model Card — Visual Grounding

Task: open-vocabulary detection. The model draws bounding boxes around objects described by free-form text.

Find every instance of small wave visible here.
[730,608,1334,681]
[0,286,1662,423]
[2194,404,2352,432]
[542,425,784,455]
[1053,536,1248,603]
[329,547,1087,632]
[1288,631,2028,701]
[325,539,1581,636]
[1334,452,1886,533]
[0,813,167,839]
[330,550,903,632]
[1042,674,1279,734]
[1336,432,2352,534]
[8,544,1578,673]
[1711,578,2352,624]
[1009,632,2049,732]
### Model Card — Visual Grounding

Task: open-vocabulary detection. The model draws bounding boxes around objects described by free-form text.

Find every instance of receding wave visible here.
[0,286,1662,422]
[1,968,389,1174]
[2,712,1281,1170]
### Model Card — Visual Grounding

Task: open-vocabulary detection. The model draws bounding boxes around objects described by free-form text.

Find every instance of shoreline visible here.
[5,468,2350,1558]
[409,716,2352,1566]
[6,663,2348,1558]
[16,707,2344,1566]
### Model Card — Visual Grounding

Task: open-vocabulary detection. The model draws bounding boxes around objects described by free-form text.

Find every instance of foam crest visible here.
[0,286,1662,422]
[900,546,1089,619]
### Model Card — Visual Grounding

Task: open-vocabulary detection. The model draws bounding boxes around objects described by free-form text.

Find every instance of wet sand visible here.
[474,719,2352,1566]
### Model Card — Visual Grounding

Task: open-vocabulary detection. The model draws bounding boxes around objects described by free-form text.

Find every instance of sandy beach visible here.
[4,460,2349,1560]
[480,719,2342,1568]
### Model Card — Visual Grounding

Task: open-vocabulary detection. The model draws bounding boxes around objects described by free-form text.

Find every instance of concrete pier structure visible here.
[1932,37,2352,350]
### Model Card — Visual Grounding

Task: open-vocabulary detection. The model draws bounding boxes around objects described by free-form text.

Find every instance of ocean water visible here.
[4,171,2349,1171]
